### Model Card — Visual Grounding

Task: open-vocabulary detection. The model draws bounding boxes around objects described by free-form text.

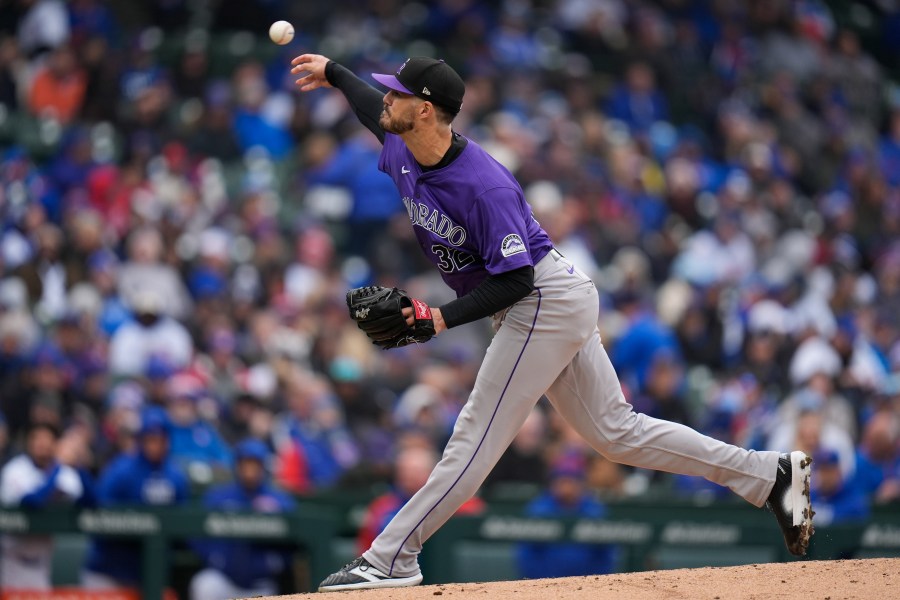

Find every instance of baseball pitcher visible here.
[291,53,814,592]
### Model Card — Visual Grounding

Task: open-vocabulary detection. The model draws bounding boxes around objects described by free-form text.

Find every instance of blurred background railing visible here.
[3,499,898,597]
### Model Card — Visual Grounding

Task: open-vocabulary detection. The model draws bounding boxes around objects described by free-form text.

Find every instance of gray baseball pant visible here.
[363,252,780,577]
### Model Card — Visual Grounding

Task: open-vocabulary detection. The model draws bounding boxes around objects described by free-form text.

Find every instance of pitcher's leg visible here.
[364,384,538,577]
[364,290,591,577]
[546,330,779,507]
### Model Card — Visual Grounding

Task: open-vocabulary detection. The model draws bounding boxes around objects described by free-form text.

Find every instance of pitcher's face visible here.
[380,90,417,134]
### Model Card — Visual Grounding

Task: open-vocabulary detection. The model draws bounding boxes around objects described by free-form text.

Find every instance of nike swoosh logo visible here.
[401,166,411,174]
[566,265,575,274]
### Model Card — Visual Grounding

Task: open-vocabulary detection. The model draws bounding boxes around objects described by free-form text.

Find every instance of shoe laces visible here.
[343,557,368,572]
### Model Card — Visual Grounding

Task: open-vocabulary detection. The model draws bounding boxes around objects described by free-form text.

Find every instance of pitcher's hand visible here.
[402,306,446,335]
[291,54,332,92]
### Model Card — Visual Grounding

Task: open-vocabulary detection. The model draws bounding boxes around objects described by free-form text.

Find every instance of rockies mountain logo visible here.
[501,234,526,257]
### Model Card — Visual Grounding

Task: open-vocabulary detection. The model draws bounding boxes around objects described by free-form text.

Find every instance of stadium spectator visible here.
[95,381,144,466]
[85,249,131,336]
[187,82,243,161]
[272,369,359,492]
[741,299,792,399]
[82,407,189,589]
[195,324,244,404]
[827,29,883,125]
[26,43,86,123]
[222,389,270,442]
[605,61,668,134]
[67,0,117,44]
[165,373,233,485]
[326,356,397,482]
[231,61,294,159]
[186,227,232,312]
[879,109,900,188]
[0,37,19,108]
[810,448,869,526]
[190,439,295,600]
[674,211,757,286]
[516,452,617,579]
[283,226,333,310]
[854,410,900,502]
[303,131,403,256]
[172,33,210,102]
[610,290,680,393]
[117,226,193,321]
[16,0,70,58]
[483,407,547,496]
[14,223,67,322]
[108,288,193,376]
[672,289,726,371]
[629,348,691,426]
[772,409,856,482]
[0,341,71,441]
[273,433,312,496]
[118,48,174,156]
[773,336,857,442]
[391,382,455,450]
[0,422,92,590]
[586,453,627,500]
[220,364,277,443]
[526,181,602,282]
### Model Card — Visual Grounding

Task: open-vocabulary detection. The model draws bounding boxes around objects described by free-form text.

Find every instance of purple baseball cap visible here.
[372,57,465,114]
[371,70,414,96]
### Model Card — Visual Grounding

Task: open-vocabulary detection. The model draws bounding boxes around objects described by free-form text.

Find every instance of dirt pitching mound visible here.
[258,558,898,599]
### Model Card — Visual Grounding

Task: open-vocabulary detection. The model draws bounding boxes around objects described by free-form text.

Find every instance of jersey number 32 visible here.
[432,244,475,273]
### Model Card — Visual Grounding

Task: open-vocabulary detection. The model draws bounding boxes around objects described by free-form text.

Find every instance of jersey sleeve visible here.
[377,133,401,178]
[468,186,536,275]
[326,62,386,144]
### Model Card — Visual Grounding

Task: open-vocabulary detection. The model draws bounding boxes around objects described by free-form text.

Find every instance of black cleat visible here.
[318,556,423,592]
[766,451,815,556]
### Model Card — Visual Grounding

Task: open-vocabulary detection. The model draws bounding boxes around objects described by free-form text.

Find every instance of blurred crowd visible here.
[2,0,900,586]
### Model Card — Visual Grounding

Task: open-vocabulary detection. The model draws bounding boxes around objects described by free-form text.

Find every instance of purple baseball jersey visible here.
[378,133,553,297]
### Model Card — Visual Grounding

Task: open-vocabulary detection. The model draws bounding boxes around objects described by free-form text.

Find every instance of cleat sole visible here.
[319,573,423,592]
[790,451,814,555]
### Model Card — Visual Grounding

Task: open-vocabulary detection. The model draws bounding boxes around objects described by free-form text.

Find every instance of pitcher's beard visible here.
[380,109,415,134]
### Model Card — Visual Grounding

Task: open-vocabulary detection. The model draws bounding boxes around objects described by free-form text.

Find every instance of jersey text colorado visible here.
[402,197,468,246]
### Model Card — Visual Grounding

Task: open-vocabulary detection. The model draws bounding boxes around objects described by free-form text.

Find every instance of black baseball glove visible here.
[346,286,436,348]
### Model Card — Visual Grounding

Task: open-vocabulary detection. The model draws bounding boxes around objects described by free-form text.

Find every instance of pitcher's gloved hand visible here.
[346,286,435,348]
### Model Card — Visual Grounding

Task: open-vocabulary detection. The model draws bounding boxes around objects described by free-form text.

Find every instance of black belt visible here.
[549,248,564,261]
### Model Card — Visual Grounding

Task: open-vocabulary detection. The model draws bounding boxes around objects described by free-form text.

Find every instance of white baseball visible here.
[269,20,294,45]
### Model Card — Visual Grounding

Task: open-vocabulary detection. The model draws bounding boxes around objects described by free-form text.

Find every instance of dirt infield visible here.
[257,558,898,599]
